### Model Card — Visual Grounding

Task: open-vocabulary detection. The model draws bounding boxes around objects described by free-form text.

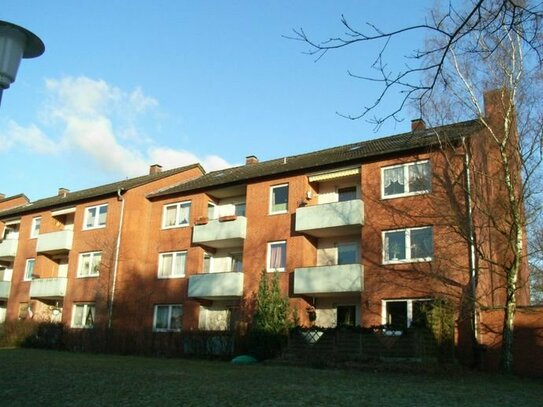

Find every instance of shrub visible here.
[0,320,39,347]
[248,270,293,360]
[21,322,65,350]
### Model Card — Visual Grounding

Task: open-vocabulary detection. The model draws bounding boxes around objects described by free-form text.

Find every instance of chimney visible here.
[411,118,426,132]
[245,155,259,165]
[58,188,69,197]
[149,164,162,175]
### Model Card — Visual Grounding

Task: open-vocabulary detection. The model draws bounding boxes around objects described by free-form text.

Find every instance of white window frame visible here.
[267,241,287,272]
[83,204,108,230]
[24,258,35,281]
[381,298,432,333]
[382,226,433,264]
[153,304,183,332]
[71,303,96,328]
[158,251,186,278]
[77,251,102,278]
[30,217,41,238]
[269,184,289,214]
[381,160,431,199]
[162,201,191,229]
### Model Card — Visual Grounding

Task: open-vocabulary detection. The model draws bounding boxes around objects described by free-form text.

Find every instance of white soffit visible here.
[51,207,76,216]
[4,219,21,225]
[308,167,360,183]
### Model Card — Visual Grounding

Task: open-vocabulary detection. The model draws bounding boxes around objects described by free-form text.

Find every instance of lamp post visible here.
[0,20,44,106]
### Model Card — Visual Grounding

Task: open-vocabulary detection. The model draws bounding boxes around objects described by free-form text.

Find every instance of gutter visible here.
[108,187,126,329]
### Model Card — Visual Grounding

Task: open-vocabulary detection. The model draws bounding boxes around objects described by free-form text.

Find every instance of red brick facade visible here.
[0,91,539,374]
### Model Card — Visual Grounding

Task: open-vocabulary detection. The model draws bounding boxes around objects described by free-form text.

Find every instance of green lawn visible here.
[0,349,541,406]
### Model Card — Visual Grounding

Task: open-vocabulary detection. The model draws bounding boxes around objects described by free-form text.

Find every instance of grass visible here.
[1,348,542,406]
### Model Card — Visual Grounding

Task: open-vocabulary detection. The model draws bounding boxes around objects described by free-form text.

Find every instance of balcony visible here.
[293,264,364,297]
[29,277,68,299]
[188,272,244,300]
[295,199,364,237]
[193,216,247,249]
[0,281,10,299]
[36,230,74,255]
[0,239,18,261]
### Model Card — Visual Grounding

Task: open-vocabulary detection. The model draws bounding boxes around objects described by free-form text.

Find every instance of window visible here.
[337,242,359,265]
[203,252,212,273]
[24,259,35,281]
[270,184,288,214]
[382,299,432,331]
[158,251,186,278]
[30,217,41,238]
[338,186,357,202]
[383,227,433,263]
[3,224,19,240]
[207,202,217,220]
[234,202,246,217]
[153,304,183,331]
[84,204,108,229]
[162,202,191,228]
[231,252,243,273]
[382,161,431,198]
[267,241,286,271]
[72,303,95,328]
[78,252,102,277]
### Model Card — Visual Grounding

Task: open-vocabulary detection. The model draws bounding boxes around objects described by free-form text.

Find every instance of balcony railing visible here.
[193,216,247,248]
[188,272,244,300]
[36,230,74,255]
[0,239,18,261]
[293,263,364,296]
[295,199,364,237]
[29,277,68,298]
[0,281,11,299]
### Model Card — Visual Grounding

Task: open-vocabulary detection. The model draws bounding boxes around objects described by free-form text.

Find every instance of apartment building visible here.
[0,164,204,325]
[0,90,530,341]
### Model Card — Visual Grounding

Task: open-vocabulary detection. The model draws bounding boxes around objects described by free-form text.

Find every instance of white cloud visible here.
[1,76,234,178]
[0,120,58,154]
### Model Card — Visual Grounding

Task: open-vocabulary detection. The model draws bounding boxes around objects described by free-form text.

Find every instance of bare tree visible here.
[291,0,543,373]
[289,0,542,128]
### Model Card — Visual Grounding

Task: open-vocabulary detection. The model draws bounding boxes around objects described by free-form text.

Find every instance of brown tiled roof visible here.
[150,119,482,198]
[0,163,203,219]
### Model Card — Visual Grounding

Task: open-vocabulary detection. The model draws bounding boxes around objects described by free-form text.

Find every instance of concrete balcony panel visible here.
[294,264,364,297]
[0,281,11,299]
[188,272,244,300]
[36,230,74,255]
[193,216,247,248]
[29,277,68,299]
[0,239,18,261]
[295,200,364,237]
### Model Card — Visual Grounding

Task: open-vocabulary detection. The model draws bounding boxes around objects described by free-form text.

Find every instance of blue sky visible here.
[1,1,433,201]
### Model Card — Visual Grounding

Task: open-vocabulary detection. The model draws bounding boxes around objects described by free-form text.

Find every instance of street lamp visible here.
[0,20,44,106]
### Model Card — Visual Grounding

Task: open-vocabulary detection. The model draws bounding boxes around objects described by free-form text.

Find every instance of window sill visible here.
[381,190,430,200]
[161,224,190,230]
[71,326,94,329]
[82,225,107,231]
[157,275,185,279]
[153,329,181,333]
[268,210,288,216]
[266,268,285,273]
[76,274,100,279]
[383,258,432,265]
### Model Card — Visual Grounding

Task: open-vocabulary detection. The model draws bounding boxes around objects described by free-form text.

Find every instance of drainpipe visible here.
[462,137,479,343]
[108,188,125,328]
